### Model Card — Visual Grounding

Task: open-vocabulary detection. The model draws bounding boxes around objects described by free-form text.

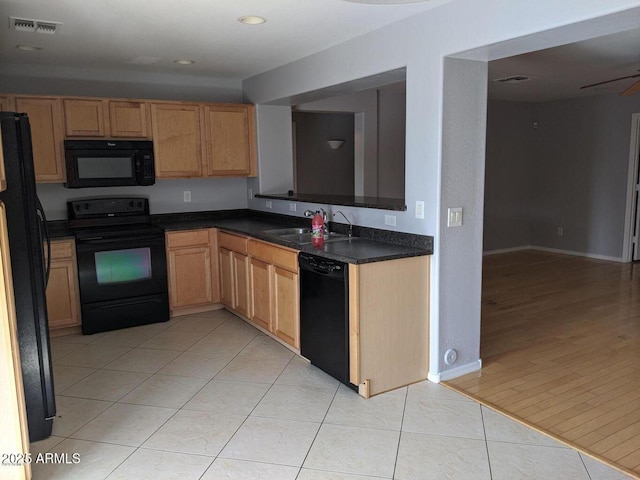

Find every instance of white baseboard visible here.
[483,245,623,263]
[428,359,482,383]
[483,246,531,256]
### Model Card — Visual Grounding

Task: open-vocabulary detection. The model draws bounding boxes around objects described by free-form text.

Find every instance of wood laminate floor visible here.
[444,250,640,478]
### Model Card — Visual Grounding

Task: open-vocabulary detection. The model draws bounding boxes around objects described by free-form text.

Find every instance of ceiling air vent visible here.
[10,17,61,35]
[493,75,536,84]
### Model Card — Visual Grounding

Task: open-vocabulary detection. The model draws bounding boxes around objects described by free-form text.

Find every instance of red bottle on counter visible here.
[311,211,325,247]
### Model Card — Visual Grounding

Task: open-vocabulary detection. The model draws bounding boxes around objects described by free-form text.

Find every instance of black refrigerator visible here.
[0,111,55,441]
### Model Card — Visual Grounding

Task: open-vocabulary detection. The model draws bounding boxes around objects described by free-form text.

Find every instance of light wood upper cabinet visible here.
[204,104,256,176]
[46,239,81,330]
[166,228,220,316]
[14,97,65,182]
[109,101,150,138]
[151,103,204,178]
[63,98,109,137]
[0,95,16,112]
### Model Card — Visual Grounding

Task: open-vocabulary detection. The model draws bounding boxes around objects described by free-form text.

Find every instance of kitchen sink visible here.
[262,227,311,235]
[262,227,355,245]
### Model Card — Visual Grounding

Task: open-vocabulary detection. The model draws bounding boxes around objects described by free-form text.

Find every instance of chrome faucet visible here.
[333,210,353,237]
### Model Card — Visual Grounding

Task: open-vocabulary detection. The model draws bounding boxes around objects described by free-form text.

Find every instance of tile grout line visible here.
[480,406,494,480]
[391,384,410,480]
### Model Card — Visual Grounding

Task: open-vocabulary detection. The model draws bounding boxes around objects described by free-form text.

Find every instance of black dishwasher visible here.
[299,252,355,389]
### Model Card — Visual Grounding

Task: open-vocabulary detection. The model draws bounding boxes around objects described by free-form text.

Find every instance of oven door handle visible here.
[76,234,164,246]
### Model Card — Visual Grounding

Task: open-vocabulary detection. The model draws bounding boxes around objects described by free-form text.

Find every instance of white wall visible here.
[483,100,536,252]
[484,95,640,260]
[38,178,249,220]
[242,0,640,379]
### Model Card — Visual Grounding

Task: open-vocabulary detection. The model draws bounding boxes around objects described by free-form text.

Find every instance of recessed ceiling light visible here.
[174,59,194,65]
[16,45,42,51]
[238,15,267,25]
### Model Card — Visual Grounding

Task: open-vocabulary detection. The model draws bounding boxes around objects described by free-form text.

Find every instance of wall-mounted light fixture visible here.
[327,140,345,150]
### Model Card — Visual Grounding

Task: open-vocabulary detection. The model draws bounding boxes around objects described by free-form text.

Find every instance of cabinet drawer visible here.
[248,240,298,273]
[218,231,248,254]
[50,239,75,260]
[167,229,210,249]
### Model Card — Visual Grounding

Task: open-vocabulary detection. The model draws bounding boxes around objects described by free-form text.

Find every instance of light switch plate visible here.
[384,214,397,227]
[289,203,296,212]
[266,200,273,209]
[447,207,462,227]
[415,200,424,219]
[183,191,191,203]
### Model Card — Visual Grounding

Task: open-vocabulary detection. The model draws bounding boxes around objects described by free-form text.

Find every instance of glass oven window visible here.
[95,247,152,284]
[78,156,133,179]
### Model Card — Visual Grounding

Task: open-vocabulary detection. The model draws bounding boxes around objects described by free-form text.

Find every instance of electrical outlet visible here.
[266,200,272,209]
[557,226,564,236]
[415,200,425,219]
[248,188,253,200]
[289,203,296,212]
[183,191,191,203]
[384,214,397,227]
[447,207,462,227]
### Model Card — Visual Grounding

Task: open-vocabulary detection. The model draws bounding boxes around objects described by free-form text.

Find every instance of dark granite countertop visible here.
[47,210,433,264]
[256,192,407,212]
[154,211,432,265]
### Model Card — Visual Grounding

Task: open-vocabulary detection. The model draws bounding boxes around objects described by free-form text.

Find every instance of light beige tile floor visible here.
[31,309,634,479]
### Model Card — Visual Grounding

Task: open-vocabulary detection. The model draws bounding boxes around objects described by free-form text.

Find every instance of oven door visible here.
[76,233,167,304]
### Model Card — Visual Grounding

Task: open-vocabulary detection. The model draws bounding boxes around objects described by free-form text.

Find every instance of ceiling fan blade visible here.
[580,72,640,90]
[621,78,640,97]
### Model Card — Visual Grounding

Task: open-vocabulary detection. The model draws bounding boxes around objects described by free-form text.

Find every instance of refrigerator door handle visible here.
[36,196,51,287]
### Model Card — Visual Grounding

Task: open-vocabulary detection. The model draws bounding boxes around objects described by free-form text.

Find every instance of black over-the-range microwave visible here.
[64,140,155,188]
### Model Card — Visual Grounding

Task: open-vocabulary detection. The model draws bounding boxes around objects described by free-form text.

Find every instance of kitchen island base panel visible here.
[349,256,430,397]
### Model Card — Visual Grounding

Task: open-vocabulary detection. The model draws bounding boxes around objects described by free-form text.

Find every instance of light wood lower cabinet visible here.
[166,228,220,316]
[249,257,271,330]
[272,266,299,348]
[248,238,299,349]
[349,255,430,398]
[46,239,81,330]
[219,232,300,350]
[218,231,251,317]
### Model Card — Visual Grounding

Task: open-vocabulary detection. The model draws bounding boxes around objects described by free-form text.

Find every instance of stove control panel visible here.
[68,197,149,220]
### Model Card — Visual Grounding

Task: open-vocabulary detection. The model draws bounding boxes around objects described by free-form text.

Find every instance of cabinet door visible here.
[219,247,234,308]
[0,95,15,112]
[109,101,150,138]
[14,97,65,182]
[168,246,213,309]
[233,252,250,318]
[46,239,81,330]
[273,267,299,349]
[63,98,109,137]
[250,257,272,331]
[151,103,204,178]
[46,260,81,329]
[203,105,256,176]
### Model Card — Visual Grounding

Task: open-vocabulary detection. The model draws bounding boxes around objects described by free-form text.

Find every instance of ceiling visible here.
[0,0,447,83]
[488,27,640,103]
[1,1,638,103]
